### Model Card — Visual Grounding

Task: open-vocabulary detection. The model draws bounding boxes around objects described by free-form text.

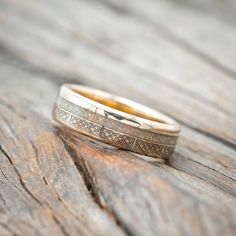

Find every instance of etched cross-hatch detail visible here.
[133,139,162,156]
[100,127,135,149]
[133,139,174,157]
[69,113,101,136]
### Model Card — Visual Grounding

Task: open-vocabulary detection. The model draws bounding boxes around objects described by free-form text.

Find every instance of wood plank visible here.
[0,0,236,235]
[0,0,236,150]
[0,0,235,190]
[0,57,125,236]
[0,53,235,236]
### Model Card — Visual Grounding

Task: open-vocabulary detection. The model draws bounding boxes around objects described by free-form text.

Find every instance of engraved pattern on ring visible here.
[56,97,178,145]
[53,105,176,158]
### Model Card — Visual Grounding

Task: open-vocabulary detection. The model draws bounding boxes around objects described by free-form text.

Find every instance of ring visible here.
[52,84,180,159]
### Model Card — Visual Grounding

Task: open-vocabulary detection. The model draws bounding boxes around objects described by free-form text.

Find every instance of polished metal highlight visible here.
[52,84,180,159]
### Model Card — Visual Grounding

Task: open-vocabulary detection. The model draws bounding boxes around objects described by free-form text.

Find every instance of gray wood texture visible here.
[0,0,236,235]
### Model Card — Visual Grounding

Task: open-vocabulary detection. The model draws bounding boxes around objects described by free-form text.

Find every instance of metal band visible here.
[52,84,180,159]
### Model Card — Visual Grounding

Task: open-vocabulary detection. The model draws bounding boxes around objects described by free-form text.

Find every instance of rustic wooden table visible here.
[0,0,236,235]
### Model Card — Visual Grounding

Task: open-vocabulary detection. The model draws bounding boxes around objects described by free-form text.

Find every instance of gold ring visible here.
[52,84,180,159]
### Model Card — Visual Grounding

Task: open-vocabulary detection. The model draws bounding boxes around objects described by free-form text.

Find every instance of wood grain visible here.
[0,0,236,235]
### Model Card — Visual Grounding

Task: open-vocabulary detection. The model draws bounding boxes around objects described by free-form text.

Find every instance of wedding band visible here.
[52,84,180,159]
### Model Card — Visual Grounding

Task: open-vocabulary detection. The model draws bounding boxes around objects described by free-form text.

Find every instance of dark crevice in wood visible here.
[27,136,93,233]
[0,144,75,236]
[1,168,26,196]
[61,139,100,203]
[46,176,86,225]
[29,135,94,228]
[27,138,86,226]
[1,170,10,182]
[28,139,39,157]
[58,135,134,236]
[56,123,236,198]
[51,214,71,236]
[0,144,43,206]
[28,139,50,188]
[95,0,236,80]
[42,176,48,185]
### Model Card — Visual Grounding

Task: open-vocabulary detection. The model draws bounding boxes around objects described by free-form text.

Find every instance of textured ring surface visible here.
[52,84,180,159]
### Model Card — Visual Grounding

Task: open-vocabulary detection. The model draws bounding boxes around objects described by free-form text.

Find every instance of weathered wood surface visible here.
[0,0,236,235]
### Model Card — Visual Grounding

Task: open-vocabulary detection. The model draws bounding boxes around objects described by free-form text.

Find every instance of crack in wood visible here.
[0,144,43,206]
[51,214,71,236]
[26,139,89,229]
[58,135,134,236]
[0,144,81,236]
